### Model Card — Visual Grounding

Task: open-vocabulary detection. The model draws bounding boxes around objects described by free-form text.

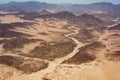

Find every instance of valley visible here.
[0,1,120,80]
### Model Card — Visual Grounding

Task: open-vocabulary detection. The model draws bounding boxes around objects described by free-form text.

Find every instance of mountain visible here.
[74,13,104,27]
[68,2,120,18]
[15,11,75,20]
[39,10,51,15]
[39,11,75,20]
[108,24,120,30]
[0,1,62,12]
[39,12,104,28]
[0,1,119,20]
[0,1,120,14]
[77,13,103,22]
[85,2,117,11]
[15,10,104,28]
[69,2,120,12]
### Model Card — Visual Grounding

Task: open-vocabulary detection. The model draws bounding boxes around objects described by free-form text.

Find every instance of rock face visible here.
[108,24,120,30]
[0,55,48,73]
[63,41,106,64]
[18,59,48,73]
[0,56,24,67]
[0,22,33,38]
[75,13,104,27]
[39,11,76,20]
[2,37,39,51]
[30,41,76,60]
[40,10,51,15]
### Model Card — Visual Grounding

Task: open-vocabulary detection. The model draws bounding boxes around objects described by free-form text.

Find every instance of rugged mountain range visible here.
[0,1,120,17]
[15,11,104,28]
[0,1,63,12]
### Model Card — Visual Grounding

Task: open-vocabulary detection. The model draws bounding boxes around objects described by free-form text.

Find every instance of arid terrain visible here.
[0,1,120,80]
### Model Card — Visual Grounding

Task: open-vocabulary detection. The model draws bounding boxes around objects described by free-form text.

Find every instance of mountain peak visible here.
[92,2,113,5]
[75,13,104,27]
[57,11,75,15]
[78,13,97,19]
[40,10,51,15]
[54,11,75,18]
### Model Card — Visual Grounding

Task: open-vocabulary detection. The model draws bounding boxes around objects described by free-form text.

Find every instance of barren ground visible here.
[0,11,120,80]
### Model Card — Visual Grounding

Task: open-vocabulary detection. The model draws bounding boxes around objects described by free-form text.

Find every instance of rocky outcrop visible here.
[0,55,48,73]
